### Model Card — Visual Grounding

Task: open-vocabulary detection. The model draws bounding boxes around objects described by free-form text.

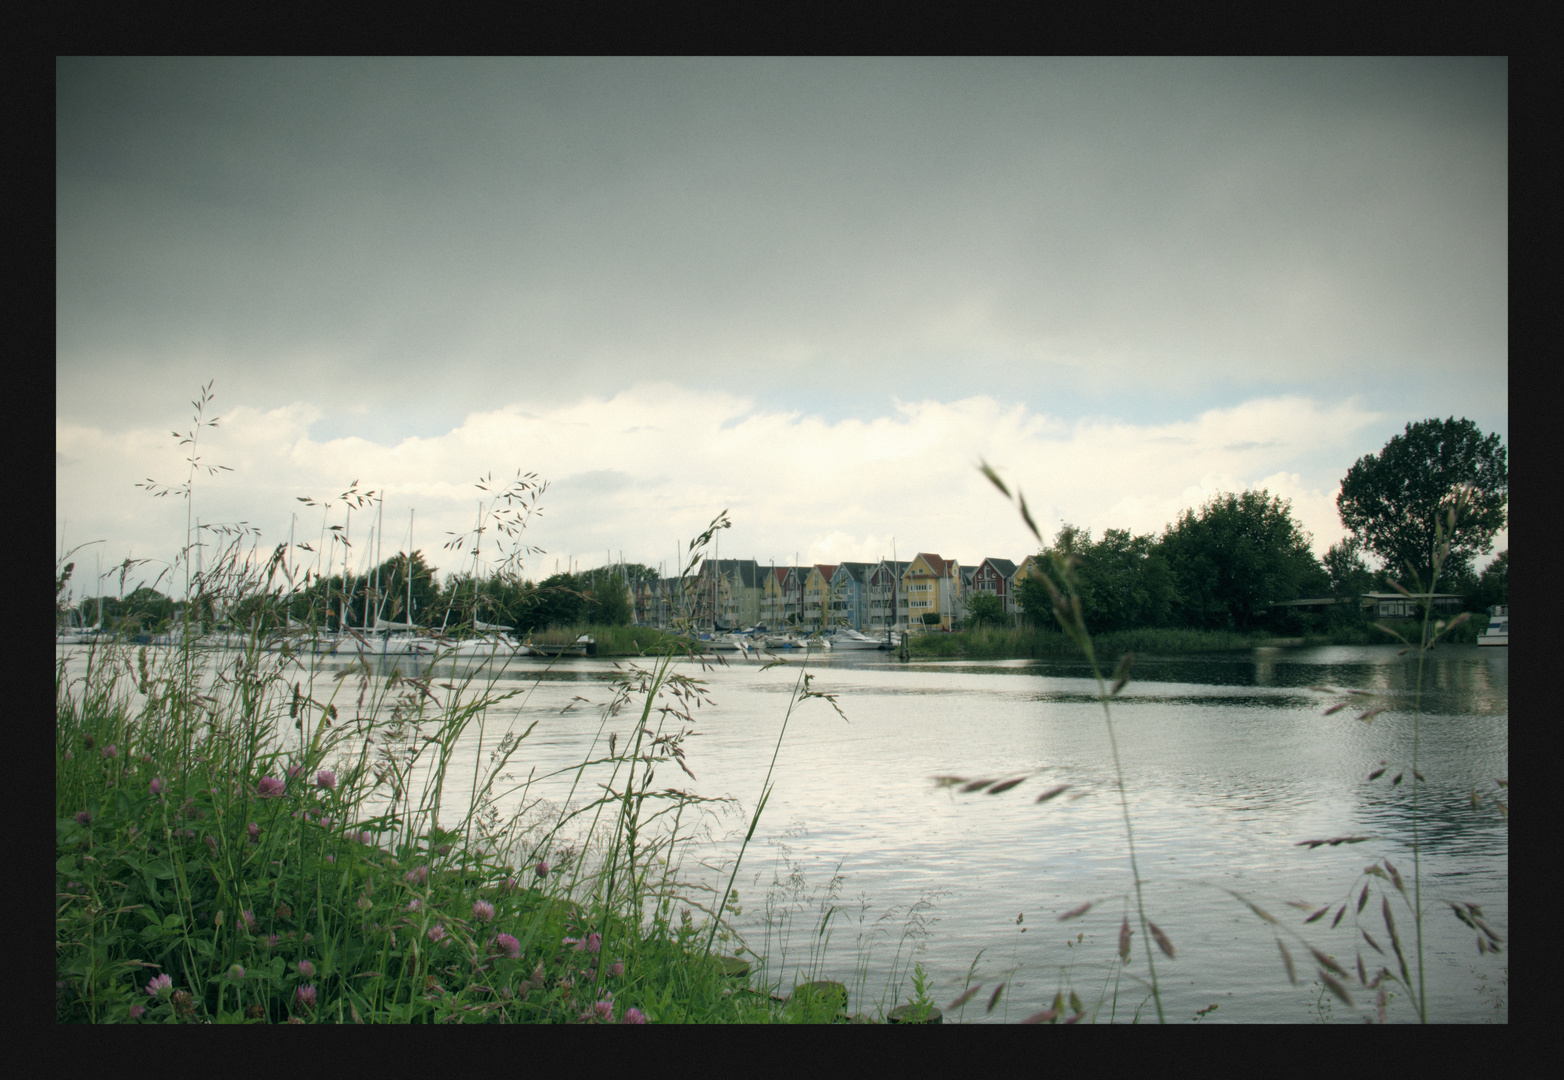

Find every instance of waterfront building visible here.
[829,562,875,630]
[902,553,962,631]
[970,557,1021,619]
[694,559,765,629]
[867,559,912,631]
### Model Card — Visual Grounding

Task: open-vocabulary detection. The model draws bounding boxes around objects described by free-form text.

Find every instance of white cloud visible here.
[58,388,1393,598]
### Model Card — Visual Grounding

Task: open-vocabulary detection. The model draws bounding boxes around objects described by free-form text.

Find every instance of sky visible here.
[56,57,1507,599]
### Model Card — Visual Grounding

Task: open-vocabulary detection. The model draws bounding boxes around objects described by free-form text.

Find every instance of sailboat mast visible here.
[407,508,415,630]
[371,493,384,629]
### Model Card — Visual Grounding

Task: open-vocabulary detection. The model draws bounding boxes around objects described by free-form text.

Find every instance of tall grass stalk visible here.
[978,462,1165,1023]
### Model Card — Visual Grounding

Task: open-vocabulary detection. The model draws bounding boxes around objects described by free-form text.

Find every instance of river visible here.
[58,640,1508,1022]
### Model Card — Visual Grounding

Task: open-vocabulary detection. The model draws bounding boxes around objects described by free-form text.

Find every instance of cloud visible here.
[57,388,1389,594]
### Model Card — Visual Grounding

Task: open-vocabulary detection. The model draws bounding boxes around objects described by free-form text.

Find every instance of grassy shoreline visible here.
[54,635,857,1024]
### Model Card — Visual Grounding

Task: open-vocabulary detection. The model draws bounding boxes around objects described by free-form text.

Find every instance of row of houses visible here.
[631,554,1041,633]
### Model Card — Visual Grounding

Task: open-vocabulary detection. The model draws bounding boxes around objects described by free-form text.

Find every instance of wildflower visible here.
[146,973,173,997]
[149,777,165,796]
[405,866,429,886]
[428,923,447,943]
[286,763,308,781]
[296,984,316,1009]
[256,776,286,798]
[325,854,335,863]
[206,835,219,857]
[248,822,260,842]
[501,877,519,893]
[585,932,602,954]
[75,811,91,826]
[316,769,336,790]
[472,900,495,922]
[357,896,372,913]
[267,934,281,947]
[438,843,451,856]
[297,960,315,978]
[622,1007,647,1024]
[609,961,624,978]
[129,1004,146,1021]
[588,995,614,1022]
[584,967,596,982]
[406,898,422,912]
[102,744,118,759]
[491,933,521,960]
[535,860,549,878]
[227,964,245,981]
[241,910,257,931]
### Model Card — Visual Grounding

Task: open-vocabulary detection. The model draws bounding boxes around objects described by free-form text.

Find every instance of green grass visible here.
[52,617,860,1024]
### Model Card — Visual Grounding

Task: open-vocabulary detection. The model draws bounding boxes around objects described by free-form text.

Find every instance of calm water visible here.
[60,642,1508,1022]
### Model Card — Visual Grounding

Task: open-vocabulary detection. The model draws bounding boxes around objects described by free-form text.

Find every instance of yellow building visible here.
[802,564,839,631]
[901,553,961,631]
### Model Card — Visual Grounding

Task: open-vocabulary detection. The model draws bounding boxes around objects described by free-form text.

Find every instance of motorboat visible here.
[1477,605,1508,647]
[824,627,888,650]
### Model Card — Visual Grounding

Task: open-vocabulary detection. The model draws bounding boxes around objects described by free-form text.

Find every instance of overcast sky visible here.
[57,57,1507,598]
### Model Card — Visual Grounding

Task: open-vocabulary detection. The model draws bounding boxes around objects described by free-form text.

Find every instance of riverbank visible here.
[53,638,862,1024]
[906,616,1486,659]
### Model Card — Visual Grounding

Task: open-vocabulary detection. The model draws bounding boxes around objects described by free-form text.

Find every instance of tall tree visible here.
[1161,491,1326,630]
[1336,418,1507,587]
[1025,525,1174,633]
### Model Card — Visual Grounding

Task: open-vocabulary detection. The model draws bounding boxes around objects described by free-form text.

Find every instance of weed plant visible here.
[54,388,853,1023]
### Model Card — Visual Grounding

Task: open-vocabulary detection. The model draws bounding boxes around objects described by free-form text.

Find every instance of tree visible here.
[1161,491,1327,631]
[1014,569,1051,629]
[1322,537,1376,598]
[963,592,1007,628]
[584,567,632,626]
[1466,550,1507,612]
[1337,418,1507,587]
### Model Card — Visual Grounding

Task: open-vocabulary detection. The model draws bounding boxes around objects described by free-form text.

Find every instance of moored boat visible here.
[824,627,887,650]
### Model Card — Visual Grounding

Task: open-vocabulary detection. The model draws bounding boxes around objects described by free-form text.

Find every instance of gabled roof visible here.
[869,559,911,583]
[698,558,764,588]
[977,557,1018,579]
[811,564,840,582]
[832,562,874,584]
[907,553,955,577]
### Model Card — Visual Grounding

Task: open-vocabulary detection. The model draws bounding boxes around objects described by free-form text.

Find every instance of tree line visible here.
[67,417,1505,639]
[976,418,1507,634]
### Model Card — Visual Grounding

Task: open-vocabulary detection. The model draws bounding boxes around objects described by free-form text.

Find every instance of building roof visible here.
[977,557,1019,578]
[832,562,874,584]
[908,553,955,577]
